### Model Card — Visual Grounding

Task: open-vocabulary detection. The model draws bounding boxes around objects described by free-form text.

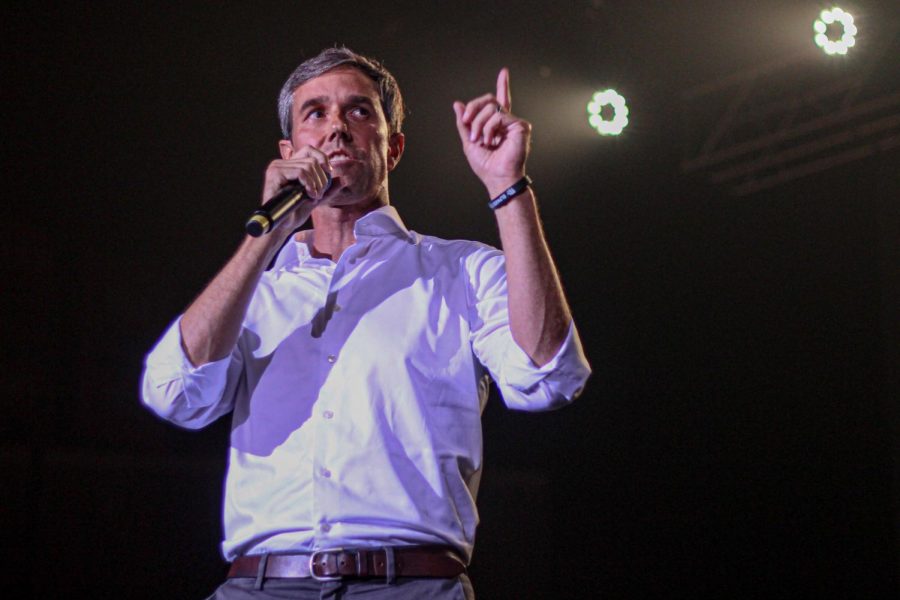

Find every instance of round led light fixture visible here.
[814,7,857,55]
[587,89,629,136]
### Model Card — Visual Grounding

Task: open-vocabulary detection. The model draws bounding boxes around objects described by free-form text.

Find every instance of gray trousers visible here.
[205,575,475,599]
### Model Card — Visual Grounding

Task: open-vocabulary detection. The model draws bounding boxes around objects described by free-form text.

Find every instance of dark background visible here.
[2,1,898,598]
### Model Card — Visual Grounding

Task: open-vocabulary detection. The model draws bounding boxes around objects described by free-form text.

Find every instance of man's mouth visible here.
[327,150,357,166]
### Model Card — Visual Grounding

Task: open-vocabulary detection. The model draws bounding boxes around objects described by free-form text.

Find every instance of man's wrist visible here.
[487,175,533,210]
[483,174,527,199]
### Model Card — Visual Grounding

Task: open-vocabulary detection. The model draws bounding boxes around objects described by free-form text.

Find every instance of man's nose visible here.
[328,116,350,140]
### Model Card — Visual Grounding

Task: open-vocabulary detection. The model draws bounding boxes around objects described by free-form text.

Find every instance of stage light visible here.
[587,89,629,136]
[813,7,857,55]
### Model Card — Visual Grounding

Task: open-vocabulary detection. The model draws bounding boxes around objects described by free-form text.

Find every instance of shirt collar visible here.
[353,205,412,240]
[270,205,415,271]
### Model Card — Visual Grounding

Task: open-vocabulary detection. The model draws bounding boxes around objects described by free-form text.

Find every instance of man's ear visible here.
[387,133,405,171]
[278,139,294,160]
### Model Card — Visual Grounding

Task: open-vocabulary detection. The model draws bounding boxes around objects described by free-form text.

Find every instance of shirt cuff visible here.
[143,316,233,407]
[498,321,591,402]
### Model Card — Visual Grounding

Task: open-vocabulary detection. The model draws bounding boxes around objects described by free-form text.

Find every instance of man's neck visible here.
[303,195,387,262]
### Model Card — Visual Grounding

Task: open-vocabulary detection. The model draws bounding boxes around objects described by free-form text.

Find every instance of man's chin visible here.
[319,178,350,204]
[326,196,388,215]
[320,186,375,208]
[322,185,357,206]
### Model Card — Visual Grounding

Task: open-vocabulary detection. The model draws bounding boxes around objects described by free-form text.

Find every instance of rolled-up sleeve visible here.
[140,317,238,429]
[465,247,592,411]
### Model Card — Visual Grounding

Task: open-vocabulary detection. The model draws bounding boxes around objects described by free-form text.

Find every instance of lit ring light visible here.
[587,89,629,136]
[814,7,857,55]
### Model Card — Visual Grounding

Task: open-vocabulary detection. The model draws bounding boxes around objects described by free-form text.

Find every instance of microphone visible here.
[245,174,333,237]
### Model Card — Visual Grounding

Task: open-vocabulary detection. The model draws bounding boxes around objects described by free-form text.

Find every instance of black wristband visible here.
[487,175,533,210]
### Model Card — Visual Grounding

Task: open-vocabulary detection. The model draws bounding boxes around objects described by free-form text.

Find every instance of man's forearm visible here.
[180,234,287,366]
[494,189,572,366]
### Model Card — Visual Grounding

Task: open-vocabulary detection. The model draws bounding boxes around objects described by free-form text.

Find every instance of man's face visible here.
[279,66,404,206]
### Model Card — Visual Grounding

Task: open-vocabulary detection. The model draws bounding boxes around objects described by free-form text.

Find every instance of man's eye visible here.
[306,110,325,120]
[350,107,370,118]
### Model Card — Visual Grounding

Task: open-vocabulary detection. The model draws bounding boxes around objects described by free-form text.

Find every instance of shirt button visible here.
[323,410,334,420]
[320,468,331,478]
[326,355,336,364]
[334,305,341,312]
[321,523,331,533]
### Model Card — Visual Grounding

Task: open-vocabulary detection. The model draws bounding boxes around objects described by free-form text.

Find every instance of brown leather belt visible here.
[228,546,466,581]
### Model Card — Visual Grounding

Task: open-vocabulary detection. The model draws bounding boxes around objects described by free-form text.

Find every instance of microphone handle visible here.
[245,185,308,237]
[245,173,333,237]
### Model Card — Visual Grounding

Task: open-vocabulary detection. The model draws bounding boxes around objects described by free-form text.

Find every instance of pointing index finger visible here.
[496,67,511,112]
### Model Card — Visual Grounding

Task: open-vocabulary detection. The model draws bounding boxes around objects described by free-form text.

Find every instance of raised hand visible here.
[453,68,531,198]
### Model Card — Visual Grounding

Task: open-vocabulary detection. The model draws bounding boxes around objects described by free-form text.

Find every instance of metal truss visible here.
[680,23,899,196]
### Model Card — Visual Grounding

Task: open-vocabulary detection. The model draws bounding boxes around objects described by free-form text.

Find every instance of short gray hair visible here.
[278,47,405,139]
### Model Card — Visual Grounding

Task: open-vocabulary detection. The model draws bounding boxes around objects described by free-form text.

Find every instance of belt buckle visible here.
[309,548,349,581]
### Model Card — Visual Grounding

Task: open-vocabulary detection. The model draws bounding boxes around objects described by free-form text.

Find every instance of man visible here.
[142,47,590,599]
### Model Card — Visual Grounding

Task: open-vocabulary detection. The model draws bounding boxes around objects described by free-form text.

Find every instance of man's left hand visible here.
[453,68,532,199]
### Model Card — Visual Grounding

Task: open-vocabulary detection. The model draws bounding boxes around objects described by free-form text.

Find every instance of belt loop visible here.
[254,553,270,590]
[384,546,396,584]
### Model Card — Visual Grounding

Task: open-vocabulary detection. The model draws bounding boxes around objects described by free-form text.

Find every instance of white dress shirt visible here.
[141,205,590,562]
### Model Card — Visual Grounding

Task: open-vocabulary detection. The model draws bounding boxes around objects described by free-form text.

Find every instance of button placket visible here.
[308,263,340,542]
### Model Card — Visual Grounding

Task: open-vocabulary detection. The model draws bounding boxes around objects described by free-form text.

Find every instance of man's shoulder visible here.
[406,232,506,284]
[412,231,500,259]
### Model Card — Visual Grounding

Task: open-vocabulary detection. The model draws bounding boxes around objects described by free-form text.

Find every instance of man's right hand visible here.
[261,146,333,234]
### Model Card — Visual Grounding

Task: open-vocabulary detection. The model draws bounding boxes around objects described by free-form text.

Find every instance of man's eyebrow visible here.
[298,96,329,113]
[297,95,377,113]
[346,95,376,107]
